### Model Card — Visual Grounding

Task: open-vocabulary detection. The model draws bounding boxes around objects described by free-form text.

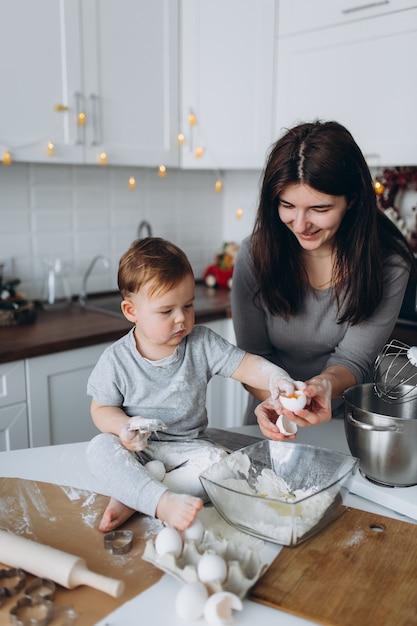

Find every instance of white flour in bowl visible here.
[209,452,336,544]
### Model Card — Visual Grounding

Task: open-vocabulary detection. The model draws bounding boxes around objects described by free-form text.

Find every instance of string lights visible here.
[46,141,55,157]
[0,108,237,214]
[2,151,12,166]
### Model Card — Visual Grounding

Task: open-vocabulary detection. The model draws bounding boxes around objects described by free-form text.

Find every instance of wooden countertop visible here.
[0,285,231,363]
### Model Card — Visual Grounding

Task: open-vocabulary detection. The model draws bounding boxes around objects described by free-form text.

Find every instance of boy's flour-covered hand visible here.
[269,372,306,404]
[120,417,168,452]
[127,416,168,434]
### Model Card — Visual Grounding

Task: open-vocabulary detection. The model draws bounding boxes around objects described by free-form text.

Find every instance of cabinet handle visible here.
[54,103,69,112]
[342,1,389,14]
[90,94,101,146]
[74,92,86,145]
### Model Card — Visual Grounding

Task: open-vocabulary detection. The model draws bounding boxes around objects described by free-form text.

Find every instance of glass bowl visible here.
[199,441,358,546]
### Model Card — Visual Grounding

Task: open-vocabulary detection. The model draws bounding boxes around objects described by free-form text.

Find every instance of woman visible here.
[232,120,416,438]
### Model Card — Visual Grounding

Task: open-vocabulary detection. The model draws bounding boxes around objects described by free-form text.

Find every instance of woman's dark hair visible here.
[251,120,416,324]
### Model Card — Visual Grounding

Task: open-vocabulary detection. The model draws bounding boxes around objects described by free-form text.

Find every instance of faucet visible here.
[137,220,153,239]
[78,255,110,306]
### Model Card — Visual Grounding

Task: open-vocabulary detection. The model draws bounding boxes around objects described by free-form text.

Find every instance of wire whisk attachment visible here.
[373,339,417,403]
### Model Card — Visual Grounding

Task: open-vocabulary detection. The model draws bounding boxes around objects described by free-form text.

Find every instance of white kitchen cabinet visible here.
[0,1,82,164]
[0,361,29,451]
[278,0,417,36]
[180,0,276,169]
[204,319,248,428]
[275,2,417,165]
[0,0,179,167]
[25,343,110,447]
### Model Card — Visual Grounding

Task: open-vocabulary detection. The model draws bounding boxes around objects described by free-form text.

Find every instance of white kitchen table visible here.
[0,421,415,626]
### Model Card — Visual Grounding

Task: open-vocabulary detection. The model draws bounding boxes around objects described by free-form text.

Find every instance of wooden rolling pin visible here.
[0,530,124,597]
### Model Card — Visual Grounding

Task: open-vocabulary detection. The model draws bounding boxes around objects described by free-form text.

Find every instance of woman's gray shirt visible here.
[232,236,410,422]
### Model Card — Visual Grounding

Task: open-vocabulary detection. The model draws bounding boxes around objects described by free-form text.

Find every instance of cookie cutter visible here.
[24,578,56,601]
[104,529,133,555]
[9,596,54,626]
[9,597,77,626]
[0,567,26,597]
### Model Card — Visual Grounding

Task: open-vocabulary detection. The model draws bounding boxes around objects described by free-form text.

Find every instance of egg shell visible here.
[145,460,166,481]
[155,526,183,558]
[277,414,298,436]
[175,582,209,620]
[204,591,243,626]
[280,390,307,411]
[182,518,204,543]
[197,553,228,584]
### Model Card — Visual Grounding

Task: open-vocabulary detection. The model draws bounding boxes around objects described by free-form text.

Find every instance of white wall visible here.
[0,163,261,301]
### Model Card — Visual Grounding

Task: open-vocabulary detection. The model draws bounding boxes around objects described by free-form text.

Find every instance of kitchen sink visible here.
[80,294,123,318]
[77,284,231,321]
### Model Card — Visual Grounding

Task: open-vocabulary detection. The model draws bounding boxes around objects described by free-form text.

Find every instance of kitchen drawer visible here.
[278,0,417,36]
[0,361,26,408]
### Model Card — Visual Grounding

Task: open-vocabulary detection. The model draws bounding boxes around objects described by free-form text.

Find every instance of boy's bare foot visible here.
[156,491,203,531]
[99,497,136,532]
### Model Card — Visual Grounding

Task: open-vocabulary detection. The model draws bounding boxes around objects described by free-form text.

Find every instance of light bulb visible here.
[46,141,55,156]
[188,112,197,127]
[177,133,186,146]
[158,164,167,178]
[195,146,204,159]
[374,180,385,195]
[236,208,244,220]
[128,176,136,191]
[2,151,12,166]
[214,180,223,193]
[98,152,108,165]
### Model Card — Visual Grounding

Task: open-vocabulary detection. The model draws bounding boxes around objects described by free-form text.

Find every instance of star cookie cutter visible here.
[24,578,56,601]
[0,567,26,598]
[104,529,133,555]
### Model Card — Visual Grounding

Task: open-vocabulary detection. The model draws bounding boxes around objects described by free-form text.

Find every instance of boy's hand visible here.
[119,416,168,452]
[128,416,168,434]
[269,374,306,405]
[120,423,151,452]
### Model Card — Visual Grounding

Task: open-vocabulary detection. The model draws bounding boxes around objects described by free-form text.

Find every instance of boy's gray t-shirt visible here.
[87,325,245,439]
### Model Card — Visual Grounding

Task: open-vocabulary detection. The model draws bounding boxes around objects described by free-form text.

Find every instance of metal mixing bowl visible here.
[343,383,417,487]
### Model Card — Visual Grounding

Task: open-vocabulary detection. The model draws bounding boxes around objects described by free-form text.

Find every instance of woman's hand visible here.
[255,376,332,440]
[300,376,332,425]
[255,397,297,441]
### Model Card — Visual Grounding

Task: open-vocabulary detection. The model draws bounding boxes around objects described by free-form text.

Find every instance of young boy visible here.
[86,238,307,533]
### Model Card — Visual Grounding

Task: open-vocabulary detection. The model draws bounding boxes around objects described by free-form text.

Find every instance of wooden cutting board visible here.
[249,507,417,626]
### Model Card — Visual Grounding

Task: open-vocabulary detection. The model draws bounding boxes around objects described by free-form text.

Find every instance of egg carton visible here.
[142,529,268,598]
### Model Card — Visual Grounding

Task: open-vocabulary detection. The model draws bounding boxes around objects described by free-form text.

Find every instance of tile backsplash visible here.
[0,163,260,300]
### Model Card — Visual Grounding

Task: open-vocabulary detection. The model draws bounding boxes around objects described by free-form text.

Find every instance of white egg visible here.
[197,553,228,584]
[175,581,209,621]
[182,518,204,543]
[145,460,166,481]
[203,591,243,626]
[277,414,298,436]
[154,526,183,558]
[280,390,307,411]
